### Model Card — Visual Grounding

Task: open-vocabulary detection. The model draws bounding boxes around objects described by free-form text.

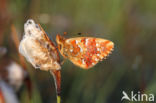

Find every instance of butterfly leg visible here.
[61,59,66,65]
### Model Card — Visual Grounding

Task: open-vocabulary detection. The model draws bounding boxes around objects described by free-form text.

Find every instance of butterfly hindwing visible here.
[56,35,114,69]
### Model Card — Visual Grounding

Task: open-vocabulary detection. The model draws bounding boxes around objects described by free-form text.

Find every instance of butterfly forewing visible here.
[56,35,114,69]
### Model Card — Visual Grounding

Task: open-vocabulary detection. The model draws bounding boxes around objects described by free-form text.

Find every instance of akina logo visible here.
[121,91,154,102]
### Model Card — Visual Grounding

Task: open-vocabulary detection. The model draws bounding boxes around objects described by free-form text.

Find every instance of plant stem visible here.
[50,70,61,103]
[57,95,61,103]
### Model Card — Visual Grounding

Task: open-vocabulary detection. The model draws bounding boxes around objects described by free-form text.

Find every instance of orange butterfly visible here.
[56,34,114,69]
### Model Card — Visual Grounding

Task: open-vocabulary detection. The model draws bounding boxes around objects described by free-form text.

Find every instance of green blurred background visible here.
[0,0,156,103]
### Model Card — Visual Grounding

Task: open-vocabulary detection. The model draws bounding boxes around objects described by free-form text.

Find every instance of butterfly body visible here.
[56,35,114,69]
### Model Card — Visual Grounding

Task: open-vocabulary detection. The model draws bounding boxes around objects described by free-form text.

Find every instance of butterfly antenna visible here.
[61,59,66,65]
[76,32,89,36]
[77,32,82,35]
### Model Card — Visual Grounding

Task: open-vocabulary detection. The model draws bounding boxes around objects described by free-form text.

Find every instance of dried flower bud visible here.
[19,19,61,71]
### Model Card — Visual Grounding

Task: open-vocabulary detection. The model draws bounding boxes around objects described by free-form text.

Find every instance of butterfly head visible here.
[56,34,66,53]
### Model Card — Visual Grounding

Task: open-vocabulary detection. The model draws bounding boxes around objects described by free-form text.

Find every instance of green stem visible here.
[57,95,61,103]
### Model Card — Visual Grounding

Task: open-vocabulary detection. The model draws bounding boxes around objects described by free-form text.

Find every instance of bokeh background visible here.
[0,0,156,103]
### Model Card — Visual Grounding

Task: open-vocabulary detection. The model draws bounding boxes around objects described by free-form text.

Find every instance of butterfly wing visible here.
[61,37,114,69]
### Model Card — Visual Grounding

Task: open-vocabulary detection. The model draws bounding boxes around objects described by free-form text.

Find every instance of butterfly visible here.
[19,19,61,71]
[56,34,114,69]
